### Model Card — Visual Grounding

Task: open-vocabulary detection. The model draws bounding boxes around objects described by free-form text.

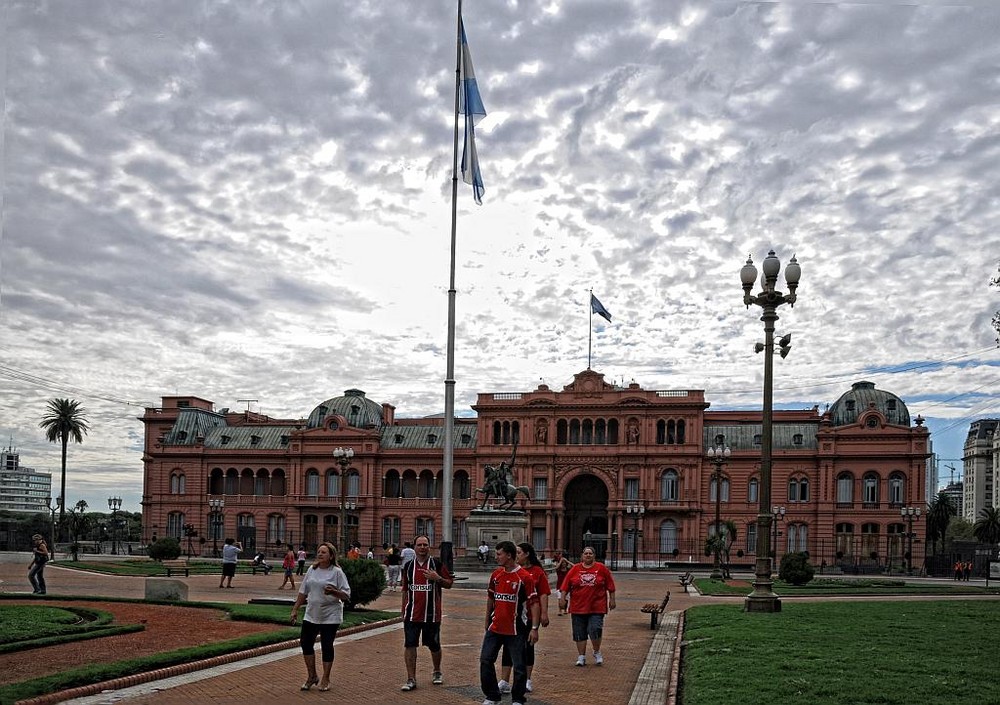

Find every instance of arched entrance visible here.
[563,474,609,560]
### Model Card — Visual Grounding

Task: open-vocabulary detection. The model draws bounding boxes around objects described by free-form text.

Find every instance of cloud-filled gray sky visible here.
[2,0,998,513]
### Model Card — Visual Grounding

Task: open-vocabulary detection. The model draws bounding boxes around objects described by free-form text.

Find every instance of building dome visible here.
[307,389,384,429]
[828,381,910,427]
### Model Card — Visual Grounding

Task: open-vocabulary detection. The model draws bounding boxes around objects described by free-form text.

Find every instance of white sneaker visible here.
[594,651,604,665]
[575,655,586,667]
[498,679,511,694]
[525,679,533,692]
[482,700,500,705]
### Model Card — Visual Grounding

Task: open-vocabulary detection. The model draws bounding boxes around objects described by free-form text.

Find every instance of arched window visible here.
[655,420,665,444]
[608,419,619,444]
[569,419,581,444]
[582,419,593,444]
[453,470,471,499]
[888,472,904,505]
[382,516,401,546]
[225,468,239,495]
[416,517,436,545]
[347,471,360,497]
[240,468,254,495]
[323,515,338,544]
[836,473,854,504]
[384,470,401,498]
[787,523,808,553]
[325,468,339,496]
[677,419,686,444]
[748,478,759,503]
[303,515,318,548]
[306,469,320,497]
[418,470,435,498]
[710,476,730,502]
[170,472,186,494]
[659,520,678,554]
[401,470,418,498]
[493,421,501,445]
[254,469,269,496]
[746,521,758,554]
[660,470,679,501]
[167,512,185,538]
[595,418,607,444]
[209,468,224,495]
[799,479,809,502]
[861,523,879,558]
[271,469,286,496]
[789,477,809,502]
[863,472,879,505]
[556,419,568,444]
[502,421,511,445]
[835,523,854,557]
[667,420,676,444]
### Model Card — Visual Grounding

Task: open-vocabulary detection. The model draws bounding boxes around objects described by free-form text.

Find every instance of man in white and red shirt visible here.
[400,535,453,692]
[480,540,540,705]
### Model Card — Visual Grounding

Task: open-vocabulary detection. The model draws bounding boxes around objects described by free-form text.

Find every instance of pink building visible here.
[141,371,929,571]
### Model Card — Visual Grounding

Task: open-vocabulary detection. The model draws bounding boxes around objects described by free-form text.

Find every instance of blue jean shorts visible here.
[571,613,604,642]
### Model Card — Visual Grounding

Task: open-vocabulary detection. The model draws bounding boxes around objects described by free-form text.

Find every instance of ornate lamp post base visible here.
[744,579,782,612]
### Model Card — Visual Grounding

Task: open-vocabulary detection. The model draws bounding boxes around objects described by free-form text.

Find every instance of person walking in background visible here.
[478,540,491,564]
[296,545,307,576]
[28,534,49,595]
[498,542,550,695]
[558,545,616,667]
[218,538,242,589]
[280,544,297,590]
[400,534,454,692]
[290,542,351,692]
[552,549,573,615]
[385,543,402,591]
[400,541,416,564]
[480,541,540,705]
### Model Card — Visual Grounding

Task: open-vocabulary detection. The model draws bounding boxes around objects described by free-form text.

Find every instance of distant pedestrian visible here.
[480,541,540,705]
[218,538,242,588]
[400,534,453,692]
[498,542,550,695]
[297,546,307,576]
[954,560,963,581]
[367,547,375,560]
[280,544,297,590]
[28,534,49,595]
[552,549,573,615]
[290,542,351,692]
[385,543,403,590]
[558,545,616,667]
[963,561,973,581]
[478,540,490,564]
[401,541,416,564]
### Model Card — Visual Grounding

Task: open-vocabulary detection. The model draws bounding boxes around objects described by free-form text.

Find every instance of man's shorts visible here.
[571,613,604,642]
[221,562,237,578]
[403,621,442,651]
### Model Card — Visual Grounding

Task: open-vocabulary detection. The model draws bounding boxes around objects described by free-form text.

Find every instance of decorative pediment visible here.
[563,369,615,393]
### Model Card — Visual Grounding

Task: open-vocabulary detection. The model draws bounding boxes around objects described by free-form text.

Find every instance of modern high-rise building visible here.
[140,373,930,571]
[962,419,998,522]
[0,447,52,513]
[941,480,964,518]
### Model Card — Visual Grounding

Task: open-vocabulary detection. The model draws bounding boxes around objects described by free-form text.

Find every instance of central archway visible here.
[563,474,610,560]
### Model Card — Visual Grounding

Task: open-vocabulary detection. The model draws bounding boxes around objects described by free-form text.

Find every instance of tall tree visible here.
[973,506,1000,546]
[39,398,90,536]
[926,491,956,555]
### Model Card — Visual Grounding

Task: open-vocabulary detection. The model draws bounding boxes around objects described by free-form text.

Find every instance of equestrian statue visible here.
[475,442,530,510]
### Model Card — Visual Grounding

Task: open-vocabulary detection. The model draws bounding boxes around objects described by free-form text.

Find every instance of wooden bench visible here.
[678,572,694,592]
[162,559,189,577]
[251,560,273,576]
[640,592,670,629]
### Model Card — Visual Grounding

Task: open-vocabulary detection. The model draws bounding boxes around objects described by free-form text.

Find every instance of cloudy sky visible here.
[2,0,998,514]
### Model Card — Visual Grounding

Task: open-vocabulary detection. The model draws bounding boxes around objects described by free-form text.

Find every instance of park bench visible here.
[251,560,273,576]
[640,591,670,629]
[162,559,189,577]
[678,572,694,592]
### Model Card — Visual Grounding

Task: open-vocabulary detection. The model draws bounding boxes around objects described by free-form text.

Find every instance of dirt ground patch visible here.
[1,600,285,687]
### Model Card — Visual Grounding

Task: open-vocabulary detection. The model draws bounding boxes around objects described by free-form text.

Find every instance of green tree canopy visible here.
[39,398,90,535]
[973,507,1000,545]
[926,491,957,555]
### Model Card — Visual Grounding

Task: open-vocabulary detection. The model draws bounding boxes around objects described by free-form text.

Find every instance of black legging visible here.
[300,620,340,663]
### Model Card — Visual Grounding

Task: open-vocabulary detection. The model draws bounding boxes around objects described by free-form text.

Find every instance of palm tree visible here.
[973,506,1000,546]
[926,491,956,555]
[39,398,90,537]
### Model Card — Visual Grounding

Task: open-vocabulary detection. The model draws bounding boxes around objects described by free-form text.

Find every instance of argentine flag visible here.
[459,17,486,204]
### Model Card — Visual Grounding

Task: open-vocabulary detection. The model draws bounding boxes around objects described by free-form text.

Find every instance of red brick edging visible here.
[15,616,404,705]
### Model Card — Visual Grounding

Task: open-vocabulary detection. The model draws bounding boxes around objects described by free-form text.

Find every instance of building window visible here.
[656,420,666,445]
[557,419,568,444]
[306,470,320,497]
[532,527,546,551]
[888,473,904,505]
[416,517,435,545]
[787,523,808,553]
[861,523,879,558]
[836,473,854,504]
[624,478,639,501]
[659,520,678,554]
[753,434,762,446]
[454,519,468,548]
[303,515,318,547]
[746,522,757,555]
[254,471,269,496]
[384,470,401,498]
[533,477,548,501]
[660,470,679,502]
[863,473,879,505]
[225,469,238,495]
[167,512,185,538]
[326,470,342,497]
[835,523,854,557]
[170,473,186,494]
[347,471,360,497]
[454,470,471,499]
[788,479,799,502]
[748,478,759,503]
[267,514,286,545]
[709,476,729,502]
[323,515,338,544]
[383,516,401,546]
[793,434,804,445]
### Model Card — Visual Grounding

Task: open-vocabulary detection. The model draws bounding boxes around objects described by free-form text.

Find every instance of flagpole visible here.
[588,288,593,369]
[440,0,464,572]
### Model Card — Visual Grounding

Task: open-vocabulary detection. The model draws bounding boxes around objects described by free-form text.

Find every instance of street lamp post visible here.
[209,498,225,557]
[771,505,787,566]
[900,506,921,575]
[741,249,801,613]
[107,497,122,555]
[333,447,355,553]
[626,501,646,571]
[45,495,60,560]
[707,445,731,580]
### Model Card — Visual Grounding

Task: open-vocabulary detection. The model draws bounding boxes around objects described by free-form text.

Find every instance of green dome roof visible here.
[307,389,384,429]
[829,381,910,427]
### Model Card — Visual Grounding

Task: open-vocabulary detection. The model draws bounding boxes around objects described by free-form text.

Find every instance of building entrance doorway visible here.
[563,474,609,560]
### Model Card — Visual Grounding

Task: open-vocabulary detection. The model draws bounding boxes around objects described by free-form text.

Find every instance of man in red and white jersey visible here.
[400,535,453,692]
[480,540,539,705]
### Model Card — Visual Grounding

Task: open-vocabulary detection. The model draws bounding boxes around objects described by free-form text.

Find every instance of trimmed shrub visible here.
[148,537,182,561]
[340,558,387,608]
[778,551,816,586]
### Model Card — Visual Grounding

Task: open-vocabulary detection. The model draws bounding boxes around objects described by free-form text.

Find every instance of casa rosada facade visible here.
[140,370,930,571]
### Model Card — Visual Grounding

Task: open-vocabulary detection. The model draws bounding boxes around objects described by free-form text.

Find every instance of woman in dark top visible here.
[28,534,49,594]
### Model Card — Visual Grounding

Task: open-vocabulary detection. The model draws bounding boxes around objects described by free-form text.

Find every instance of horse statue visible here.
[475,443,531,510]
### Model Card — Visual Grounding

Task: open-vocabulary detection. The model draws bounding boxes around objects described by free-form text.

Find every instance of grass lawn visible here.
[695,577,1000,596]
[681,600,999,705]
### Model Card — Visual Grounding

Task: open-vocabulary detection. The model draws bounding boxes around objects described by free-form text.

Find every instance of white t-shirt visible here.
[298,564,352,625]
[401,546,416,563]
[222,543,241,564]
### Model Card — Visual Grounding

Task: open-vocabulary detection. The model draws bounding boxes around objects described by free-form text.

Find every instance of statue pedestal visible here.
[467,509,528,548]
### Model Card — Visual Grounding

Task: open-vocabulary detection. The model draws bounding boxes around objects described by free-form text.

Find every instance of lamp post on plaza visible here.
[741,249,801,613]
[900,506,921,575]
[626,501,646,571]
[45,495,60,560]
[333,447,355,553]
[209,497,225,557]
[707,445,731,581]
[107,496,122,555]
[771,506,787,566]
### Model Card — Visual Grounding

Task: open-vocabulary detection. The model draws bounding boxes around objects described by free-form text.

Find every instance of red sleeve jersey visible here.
[527,564,551,596]
[487,565,538,635]
[401,557,452,623]
[560,562,616,614]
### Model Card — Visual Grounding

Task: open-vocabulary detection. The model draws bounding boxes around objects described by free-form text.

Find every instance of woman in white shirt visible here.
[290,541,352,691]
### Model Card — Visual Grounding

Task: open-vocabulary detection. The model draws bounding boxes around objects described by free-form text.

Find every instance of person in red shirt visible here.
[481,541,540,705]
[558,545,616,666]
[399,535,453,692]
[498,542,551,695]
